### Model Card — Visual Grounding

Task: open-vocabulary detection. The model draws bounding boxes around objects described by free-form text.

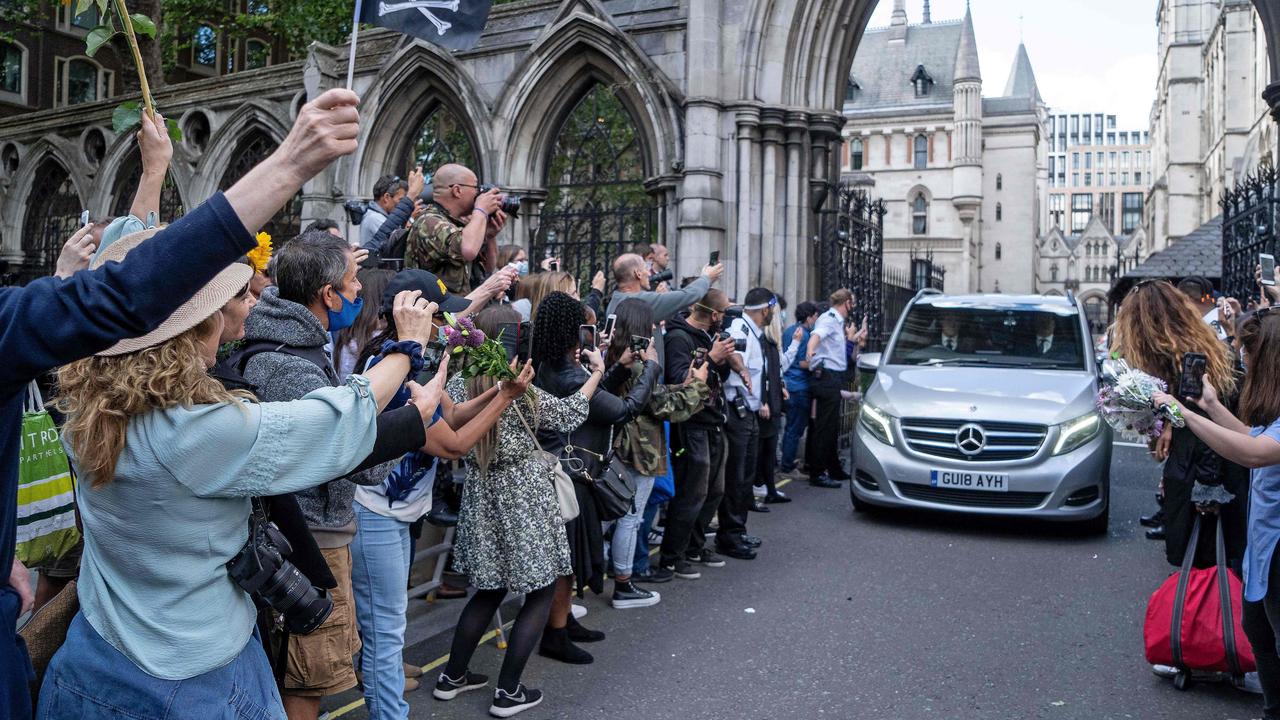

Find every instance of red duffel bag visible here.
[1144,512,1255,676]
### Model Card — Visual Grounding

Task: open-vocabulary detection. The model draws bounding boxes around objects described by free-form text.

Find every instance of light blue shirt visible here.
[70,378,378,680]
[809,309,849,372]
[1245,418,1280,602]
[360,203,388,249]
[725,315,765,411]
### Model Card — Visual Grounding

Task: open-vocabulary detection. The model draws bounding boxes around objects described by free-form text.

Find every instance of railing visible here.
[1220,166,1278,305]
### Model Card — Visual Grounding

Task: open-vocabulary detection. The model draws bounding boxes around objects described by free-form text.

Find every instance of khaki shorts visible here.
[282,546,361,697]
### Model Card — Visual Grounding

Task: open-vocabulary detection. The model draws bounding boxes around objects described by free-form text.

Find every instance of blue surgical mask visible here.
[516,260,529,276]
[326,292,363,332]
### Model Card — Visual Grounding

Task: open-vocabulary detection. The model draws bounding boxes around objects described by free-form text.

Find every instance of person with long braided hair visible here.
[529,292,660,664]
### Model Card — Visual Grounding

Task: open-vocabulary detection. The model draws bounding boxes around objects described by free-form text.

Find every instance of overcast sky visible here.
[866,0,1158,131]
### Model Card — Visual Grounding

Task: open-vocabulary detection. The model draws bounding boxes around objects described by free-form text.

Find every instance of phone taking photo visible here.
[1262,253,1276,287]
[603,314,617,340]
[710,250,720,266]
[579,324,597,352]
[1180,352,1208,399]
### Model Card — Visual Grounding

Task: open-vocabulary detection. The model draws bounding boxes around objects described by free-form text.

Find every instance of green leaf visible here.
[85,25,116,57]
[129,12,156,38]
[95,0,109,17]
[75,0,95,17]
[165,118,183,143]
[111,101,142,134]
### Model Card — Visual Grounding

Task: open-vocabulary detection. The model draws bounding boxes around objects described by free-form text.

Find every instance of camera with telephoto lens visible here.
[342,199,368,225]
[649,268,674,285]
[226,508,333,635]
[478,184,521,217]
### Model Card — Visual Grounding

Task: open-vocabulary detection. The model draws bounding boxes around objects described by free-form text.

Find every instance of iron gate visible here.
[112,152,186,220]
[1221,166,1278,304]
[16,161,82,285]
[219,130,301,244]
[815,182,886,350]
[533,204,657,293]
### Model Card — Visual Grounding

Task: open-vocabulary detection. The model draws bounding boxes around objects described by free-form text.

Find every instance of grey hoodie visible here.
[241,286,374,547]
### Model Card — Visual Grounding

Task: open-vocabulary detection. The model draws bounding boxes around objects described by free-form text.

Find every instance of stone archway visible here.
[19,158,82,284]
[218,130,301,243]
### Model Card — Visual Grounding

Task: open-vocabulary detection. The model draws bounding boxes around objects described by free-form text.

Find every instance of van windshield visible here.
[887,304,1086,370]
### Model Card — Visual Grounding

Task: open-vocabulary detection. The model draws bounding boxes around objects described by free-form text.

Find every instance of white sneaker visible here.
[571,604,587,620]
[1151,664,1178,678]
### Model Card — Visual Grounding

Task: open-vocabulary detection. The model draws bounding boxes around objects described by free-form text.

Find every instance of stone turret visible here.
[952,5,983,288]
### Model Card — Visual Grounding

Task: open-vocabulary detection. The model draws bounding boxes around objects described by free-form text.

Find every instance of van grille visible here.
[897,484,1048,509]
[899,418,1046,462]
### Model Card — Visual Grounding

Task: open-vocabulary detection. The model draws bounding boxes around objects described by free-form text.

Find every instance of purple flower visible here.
[466,328,486,348]
[443,326,464,347]
[456,316,477,333]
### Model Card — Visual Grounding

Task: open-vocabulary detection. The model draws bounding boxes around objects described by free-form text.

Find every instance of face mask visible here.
[326,291,363,332]
[515,260,529,276]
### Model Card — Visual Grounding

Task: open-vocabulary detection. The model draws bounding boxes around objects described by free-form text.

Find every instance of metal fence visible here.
[533,203,657,295]
[814,182,887,348]
[1221,166,1278,304]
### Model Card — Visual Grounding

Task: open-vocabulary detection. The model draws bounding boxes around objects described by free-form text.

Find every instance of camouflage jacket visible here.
[615,365,709,476]
[405,203,473,294]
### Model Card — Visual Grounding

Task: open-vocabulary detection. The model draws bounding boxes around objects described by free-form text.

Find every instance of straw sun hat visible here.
[89,227,253,357]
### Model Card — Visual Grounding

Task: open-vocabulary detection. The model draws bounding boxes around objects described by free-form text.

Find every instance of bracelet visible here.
[473,208,490,220]
[380,340,426,375]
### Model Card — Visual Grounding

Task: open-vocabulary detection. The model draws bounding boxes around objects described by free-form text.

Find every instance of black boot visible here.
[566,615,605,643]
[538,627,594,665]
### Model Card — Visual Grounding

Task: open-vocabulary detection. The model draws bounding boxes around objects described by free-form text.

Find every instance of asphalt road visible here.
[326,443,1264,720]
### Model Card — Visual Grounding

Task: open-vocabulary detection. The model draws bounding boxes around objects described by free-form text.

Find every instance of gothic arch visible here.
[495,4,683,194]
[192,100,290,202]
[352,41,493,197]
[2,137,87,257]
[93,127,193,217]
[740,0,879,108]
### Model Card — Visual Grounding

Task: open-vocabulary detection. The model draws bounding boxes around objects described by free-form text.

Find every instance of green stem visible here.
[112,0,154,119]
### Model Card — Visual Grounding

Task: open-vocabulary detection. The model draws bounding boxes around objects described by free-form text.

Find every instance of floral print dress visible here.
[446,376,590,593]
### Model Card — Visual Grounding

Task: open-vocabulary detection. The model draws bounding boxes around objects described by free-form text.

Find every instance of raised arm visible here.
[129,112,172,223]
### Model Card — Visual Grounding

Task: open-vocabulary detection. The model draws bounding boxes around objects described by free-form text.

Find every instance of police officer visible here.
[404,163,506,295]
[805,288,867,488]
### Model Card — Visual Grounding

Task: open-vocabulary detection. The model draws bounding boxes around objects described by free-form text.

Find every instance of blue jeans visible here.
[39,613,283,719]
[633,501,660,574]
[779,388,810,472]
[351,504,412,720]
[612,468,655,577]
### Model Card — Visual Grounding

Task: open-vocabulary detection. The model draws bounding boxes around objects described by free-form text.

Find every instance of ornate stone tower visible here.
[952,6,983,289]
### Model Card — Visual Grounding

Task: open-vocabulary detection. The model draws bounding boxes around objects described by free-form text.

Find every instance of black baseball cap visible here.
[381,269,471,315]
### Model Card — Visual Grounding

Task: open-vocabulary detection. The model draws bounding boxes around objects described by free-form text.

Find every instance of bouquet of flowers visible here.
[1095,356,1185,441]
[442,313,517,381]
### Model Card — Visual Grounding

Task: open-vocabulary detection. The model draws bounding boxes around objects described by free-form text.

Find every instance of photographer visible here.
[655,289,738,581]
[362,167,425,258]
[605,253,724,356]
[361,174,409,250]
[1151,307,1280,714]
[406,163,506,295]
[805,289,866,488]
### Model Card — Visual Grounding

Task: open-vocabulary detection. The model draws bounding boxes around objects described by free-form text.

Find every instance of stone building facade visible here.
[838,1,1047,295]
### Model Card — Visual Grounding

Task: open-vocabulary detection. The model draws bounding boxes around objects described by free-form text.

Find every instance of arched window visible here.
[996,174,1003,190]
[540,83,655,282]
[56,57,111,106]
[193,25,218,70]
[911,64,934,97]
[996,203,1002,222]
[0,42,26,101]
[913,135,928,169]
[219,130,300,244]
[845,79,860,103]
[245,39,270,70]
[1051,263,1059,281]
[995,243,1002,260]
[20,160,82,284]
[911,192,928,235]
[851,137,863,170]
[408,104,477,175]
[112,150,185,221]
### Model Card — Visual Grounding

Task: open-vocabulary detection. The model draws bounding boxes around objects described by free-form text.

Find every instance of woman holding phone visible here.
[1153,306,1280,712]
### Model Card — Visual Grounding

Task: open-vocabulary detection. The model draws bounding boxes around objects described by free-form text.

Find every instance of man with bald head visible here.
[605,251,724,359]
[404,163,506,294]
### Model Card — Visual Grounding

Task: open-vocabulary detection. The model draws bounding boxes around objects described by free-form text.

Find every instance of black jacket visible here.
[533,358,658,477]
[1161,403,1249,568]
[663,313,730,427]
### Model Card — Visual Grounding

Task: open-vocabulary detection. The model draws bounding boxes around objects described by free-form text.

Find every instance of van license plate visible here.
[930,470,1009,492]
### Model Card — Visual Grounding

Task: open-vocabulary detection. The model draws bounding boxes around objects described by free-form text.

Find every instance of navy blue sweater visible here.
[0,193,255,717]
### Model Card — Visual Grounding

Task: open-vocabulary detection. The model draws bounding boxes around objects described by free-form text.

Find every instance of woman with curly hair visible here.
[529,292,659,664]
[438,303,604,718]
[1112,279,1247,570]
[40,231,442,718]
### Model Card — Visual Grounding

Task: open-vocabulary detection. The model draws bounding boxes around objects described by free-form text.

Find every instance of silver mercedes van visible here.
[851,291,1111,533]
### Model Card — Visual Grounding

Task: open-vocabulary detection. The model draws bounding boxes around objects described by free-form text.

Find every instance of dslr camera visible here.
[479,184,521,217]
[649,268,674,285]
[227,504,333,635]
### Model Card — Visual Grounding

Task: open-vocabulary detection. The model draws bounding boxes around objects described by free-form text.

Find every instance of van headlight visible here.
[859,403,894,446]
[1053,412,1101,455]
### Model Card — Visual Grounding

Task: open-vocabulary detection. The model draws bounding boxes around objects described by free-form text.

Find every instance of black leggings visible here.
[443,581,557,692]
[1244,549,1280,719]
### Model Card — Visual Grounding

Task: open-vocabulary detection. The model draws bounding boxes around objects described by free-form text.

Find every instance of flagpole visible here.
[346,0,362,90]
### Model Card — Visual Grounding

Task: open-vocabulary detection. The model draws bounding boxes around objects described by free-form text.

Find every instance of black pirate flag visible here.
[359,0,493,51]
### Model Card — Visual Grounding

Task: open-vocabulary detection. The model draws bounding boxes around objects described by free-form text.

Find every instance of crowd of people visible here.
[1105,270,1280,718]
[0,88,871,720]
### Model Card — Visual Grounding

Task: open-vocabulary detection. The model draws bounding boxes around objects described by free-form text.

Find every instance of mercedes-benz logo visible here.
[955,423,987,456]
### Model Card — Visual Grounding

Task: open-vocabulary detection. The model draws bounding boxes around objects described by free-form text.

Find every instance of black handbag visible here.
[567,426,636,522]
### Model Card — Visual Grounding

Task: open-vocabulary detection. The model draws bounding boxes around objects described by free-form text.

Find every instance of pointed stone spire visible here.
[890,0,908,26]
[1002,42,1042,102]
[922,0,931,24]
[953,5,981,82]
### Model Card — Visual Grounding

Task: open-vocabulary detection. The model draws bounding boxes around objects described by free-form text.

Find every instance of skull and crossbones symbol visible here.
[378,0,458,35]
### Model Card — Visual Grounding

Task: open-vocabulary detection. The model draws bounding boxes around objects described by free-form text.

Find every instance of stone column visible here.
[783,111,809,306]
[759,108,785,291]
[678,99,728,281]
[735,106,761,299]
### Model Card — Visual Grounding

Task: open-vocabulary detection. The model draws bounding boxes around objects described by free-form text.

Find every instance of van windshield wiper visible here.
[917,358,993,367]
